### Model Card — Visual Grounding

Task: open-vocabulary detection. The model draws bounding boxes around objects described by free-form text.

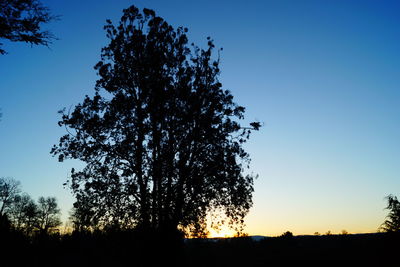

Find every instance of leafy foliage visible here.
[0,0,56,54]
[52,5,260,237]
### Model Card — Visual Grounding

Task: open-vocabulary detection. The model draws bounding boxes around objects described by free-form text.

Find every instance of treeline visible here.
[0,177,62,236]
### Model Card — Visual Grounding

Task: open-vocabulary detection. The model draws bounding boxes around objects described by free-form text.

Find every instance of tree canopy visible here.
[0,0,56,54]
[52,5,260,237]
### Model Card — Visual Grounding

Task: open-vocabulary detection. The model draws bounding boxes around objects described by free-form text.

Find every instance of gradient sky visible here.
[1,0,399,236]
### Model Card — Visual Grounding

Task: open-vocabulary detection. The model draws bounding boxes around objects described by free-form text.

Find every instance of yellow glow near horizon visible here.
[208,225,237,238]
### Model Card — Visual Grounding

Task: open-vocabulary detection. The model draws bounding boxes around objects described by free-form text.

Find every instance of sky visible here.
[0,0,399,237]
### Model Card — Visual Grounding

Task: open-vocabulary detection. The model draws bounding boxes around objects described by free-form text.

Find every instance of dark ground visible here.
[1,230,399,266]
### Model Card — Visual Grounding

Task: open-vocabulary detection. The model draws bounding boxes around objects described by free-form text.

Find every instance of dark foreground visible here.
[1,230,399,266]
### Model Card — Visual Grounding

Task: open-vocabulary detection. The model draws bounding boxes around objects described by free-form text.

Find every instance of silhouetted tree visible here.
[35,196,61,234]
[20,196,37,235]
[8,193,34,229]
[52,5,260,237]
[0,177,21,216]
[8,192,40,235]
[68,196,97,232]
[340,229,349,235]
[280,231,293,238]
[381,194,400,232]
[325,230,332,236]
[0,0,56,54]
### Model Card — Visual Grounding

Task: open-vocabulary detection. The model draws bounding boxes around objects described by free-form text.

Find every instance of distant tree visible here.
[0,177,21,216]
[52,5,260,237]
[68,195,98,232]
[340,229,349,235]
[9,193,32,228]
[280,231,293,238]
[21,197,38,234]
[325,230,332,236]
[380,194,400,232]
[8,192,37,234]
[36,196,61,234]
[0,0,57,55]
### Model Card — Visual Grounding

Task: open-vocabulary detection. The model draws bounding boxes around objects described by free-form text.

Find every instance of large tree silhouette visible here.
[0,0,56,55]
[52,6,259,237]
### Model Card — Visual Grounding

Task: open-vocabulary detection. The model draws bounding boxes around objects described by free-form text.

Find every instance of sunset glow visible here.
[208,227,237,238]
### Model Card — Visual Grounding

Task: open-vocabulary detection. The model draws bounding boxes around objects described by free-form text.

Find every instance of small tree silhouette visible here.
[280,231,293,238]
[68,197,97,232]
[325,230,332,236]
[380,194,400,232]
[8,193,36,232]
[0,177,21,216]
[36,196,61,234]
[340,230,349,235]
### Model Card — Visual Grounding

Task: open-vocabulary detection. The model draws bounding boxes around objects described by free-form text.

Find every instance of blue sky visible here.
[0,0,399,236]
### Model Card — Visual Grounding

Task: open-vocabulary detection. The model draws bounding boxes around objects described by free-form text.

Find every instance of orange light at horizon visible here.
[208,226,237,238]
